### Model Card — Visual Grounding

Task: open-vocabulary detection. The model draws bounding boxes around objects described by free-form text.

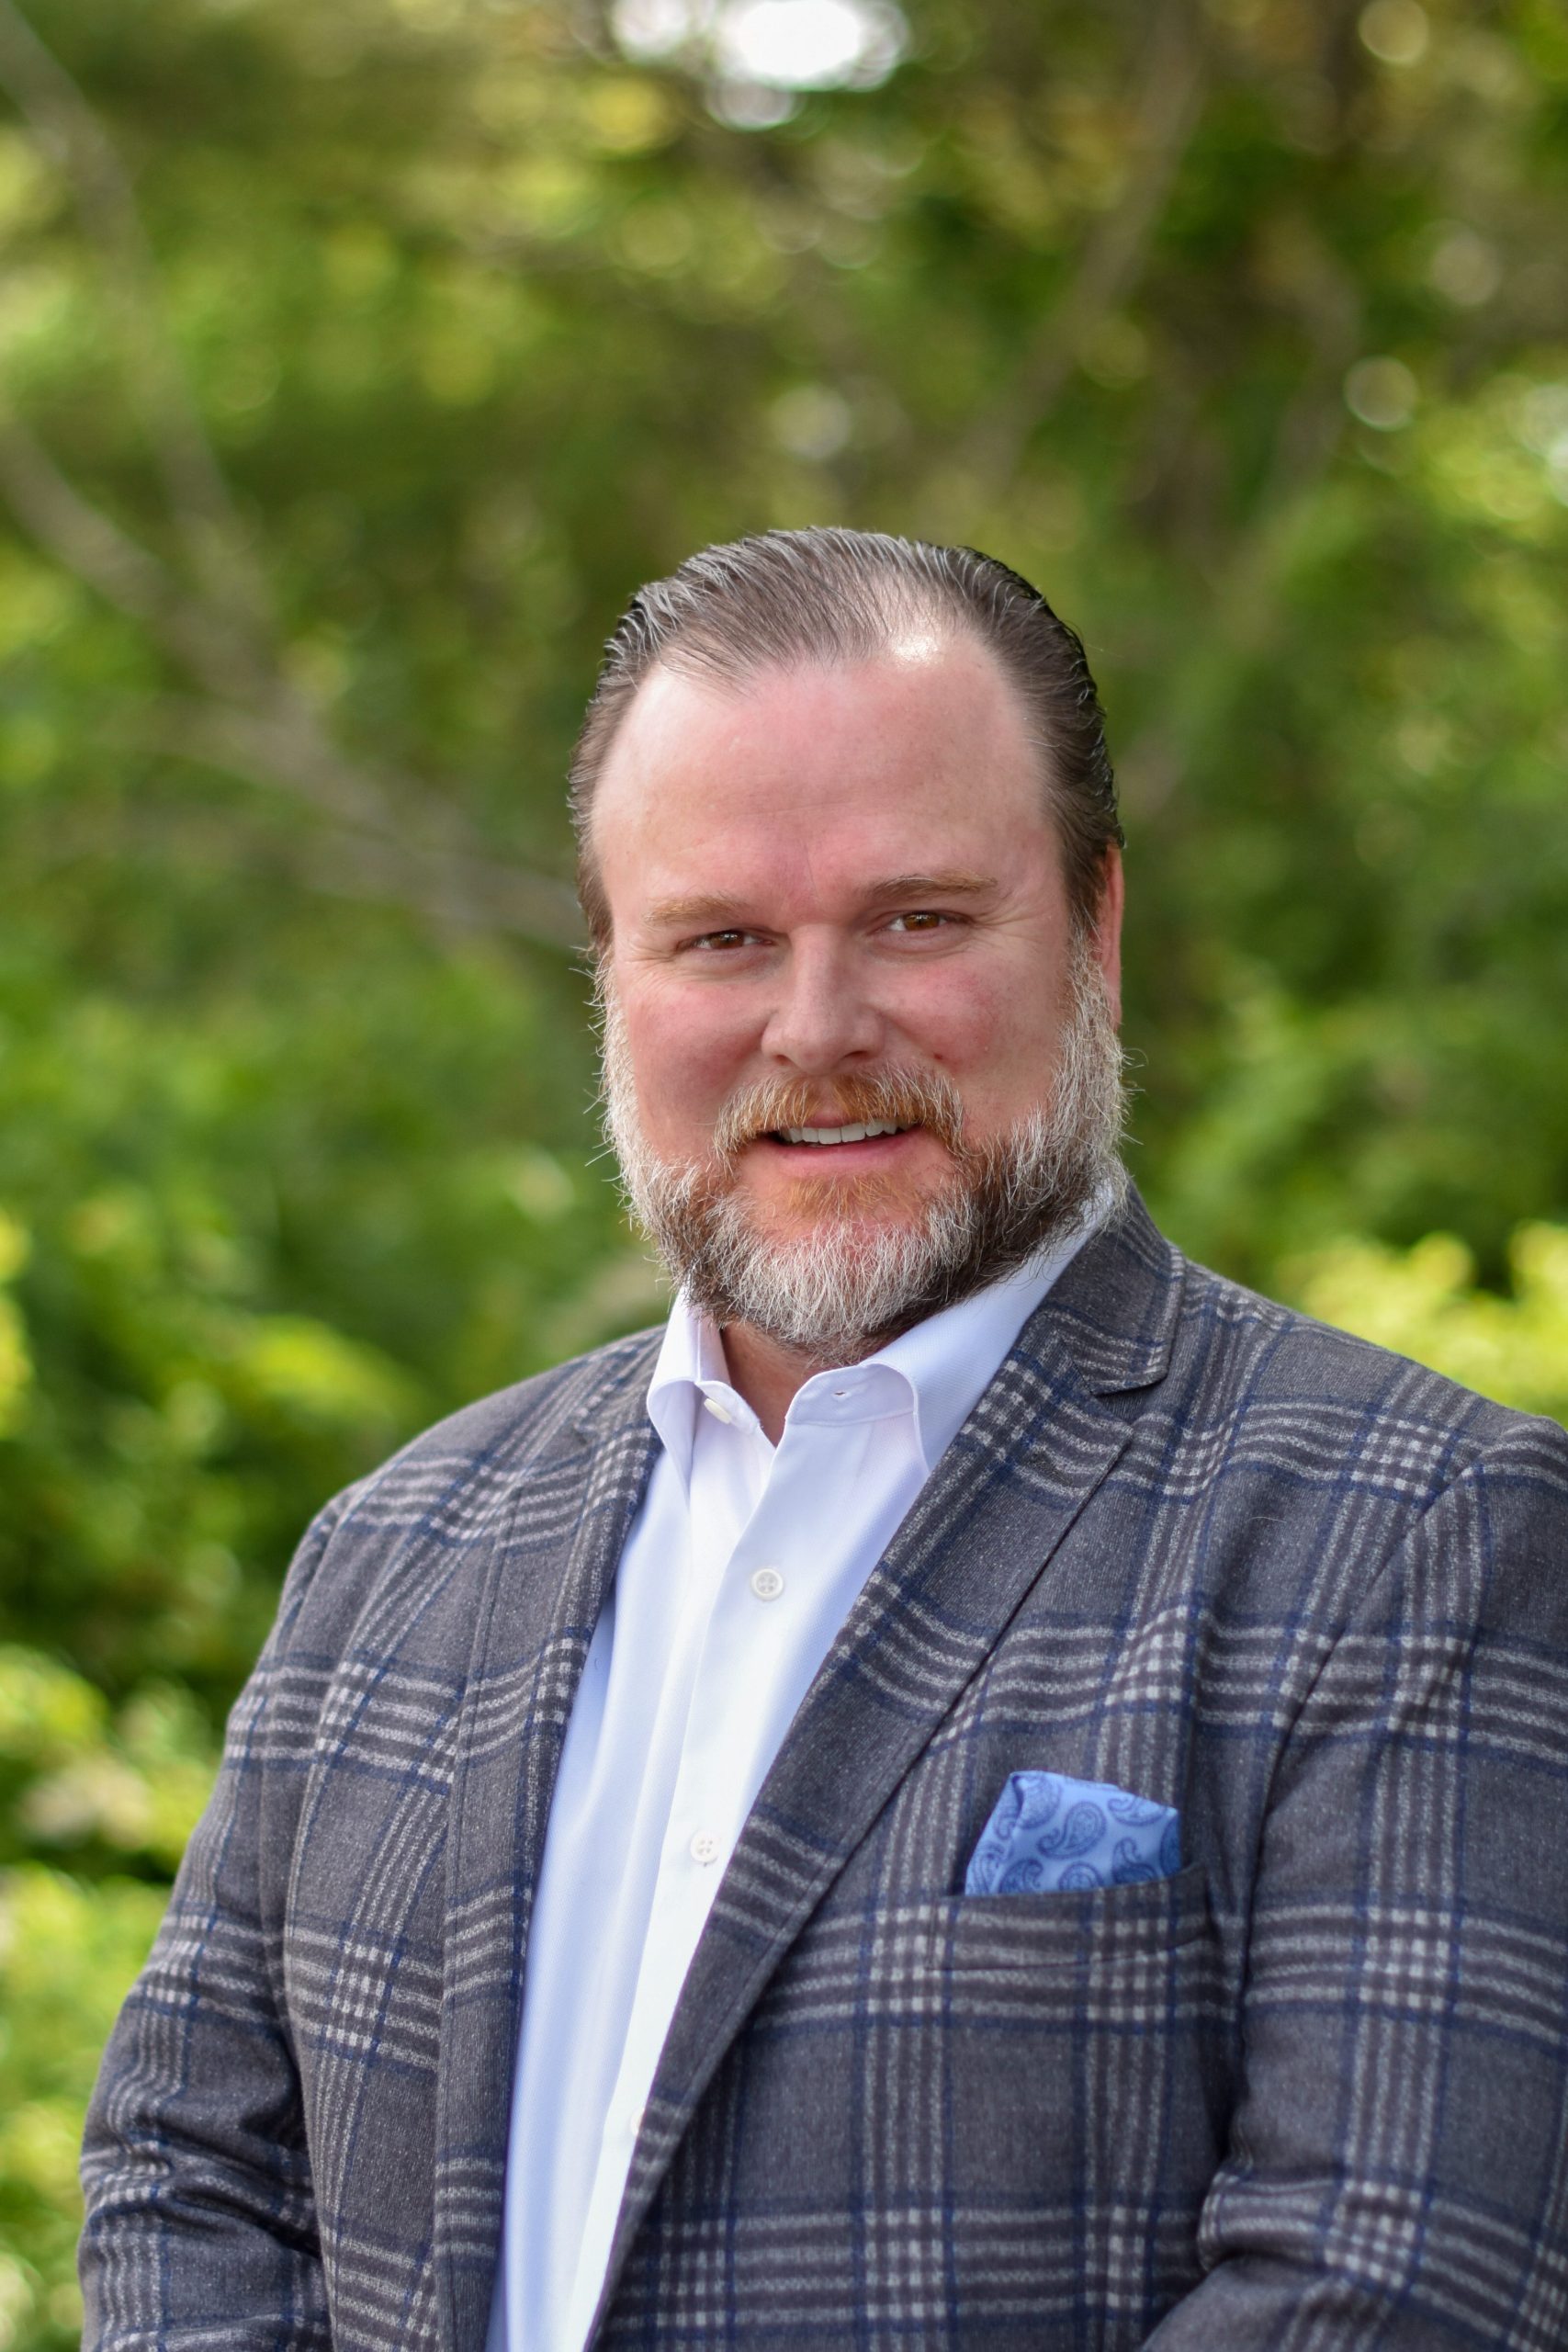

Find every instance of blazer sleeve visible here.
[1145,1413,1568,2349]
[79,1495,352,2351]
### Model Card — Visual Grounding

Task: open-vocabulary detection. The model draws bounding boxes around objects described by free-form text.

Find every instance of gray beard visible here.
[599,938,1129,1365]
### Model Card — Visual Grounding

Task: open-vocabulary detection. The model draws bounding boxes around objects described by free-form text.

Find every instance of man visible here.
[82,528,1568,2349]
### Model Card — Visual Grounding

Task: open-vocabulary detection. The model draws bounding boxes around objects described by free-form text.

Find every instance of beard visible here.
[599,937,1129,1365]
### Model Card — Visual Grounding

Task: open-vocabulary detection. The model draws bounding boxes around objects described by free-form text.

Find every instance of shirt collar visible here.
[870,1216,1094,1471]
[646,1193,1106,1481]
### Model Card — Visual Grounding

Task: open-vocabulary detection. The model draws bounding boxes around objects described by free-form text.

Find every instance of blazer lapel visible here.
[432,1339,661,2352]
[590,1193,1183,2327]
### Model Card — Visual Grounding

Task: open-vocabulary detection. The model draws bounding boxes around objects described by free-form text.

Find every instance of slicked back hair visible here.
[569,526,1123,948]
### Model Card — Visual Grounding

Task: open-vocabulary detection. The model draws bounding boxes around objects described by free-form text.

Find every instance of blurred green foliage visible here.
[1295,1221,1568,1422]
[0,0,1564,2338]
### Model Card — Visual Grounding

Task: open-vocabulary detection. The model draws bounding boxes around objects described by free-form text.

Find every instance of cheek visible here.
[900,964,1041,1085]
[618,986,753,1141]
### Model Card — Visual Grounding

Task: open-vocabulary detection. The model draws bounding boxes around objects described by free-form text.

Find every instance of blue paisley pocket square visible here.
[964,1770,1181,1895]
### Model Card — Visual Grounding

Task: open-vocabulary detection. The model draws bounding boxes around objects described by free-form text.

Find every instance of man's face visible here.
[591,633,1125,1351]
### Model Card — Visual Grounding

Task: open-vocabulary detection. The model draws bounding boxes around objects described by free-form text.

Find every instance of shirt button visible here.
[626,2105,646,2139]
[702,1395,734,1424]
[749,1566,784,1601]
[689,1830,721,1865]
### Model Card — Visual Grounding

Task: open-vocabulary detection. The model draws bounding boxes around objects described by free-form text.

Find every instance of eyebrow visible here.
[868,872,998,902]
[642,872,999,930]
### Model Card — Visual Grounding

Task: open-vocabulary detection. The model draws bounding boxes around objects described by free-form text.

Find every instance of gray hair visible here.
[569,526,1123,946]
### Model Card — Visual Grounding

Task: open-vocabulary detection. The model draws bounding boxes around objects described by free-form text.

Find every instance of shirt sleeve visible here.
[1145,1411,1568,2348]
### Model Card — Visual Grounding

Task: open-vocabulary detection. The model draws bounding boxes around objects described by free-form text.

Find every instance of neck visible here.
[717,1319,868,1445]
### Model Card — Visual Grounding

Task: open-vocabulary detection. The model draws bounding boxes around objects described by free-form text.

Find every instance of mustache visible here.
[711,1066,966,1161]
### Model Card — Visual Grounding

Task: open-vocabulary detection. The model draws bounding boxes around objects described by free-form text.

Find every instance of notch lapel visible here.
[432,1341,661,2352]
[590,1195,1182,2329]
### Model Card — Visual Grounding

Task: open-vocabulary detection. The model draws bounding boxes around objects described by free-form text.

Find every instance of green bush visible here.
[1291,1222,1568,1426]
[0,1864,171,2349]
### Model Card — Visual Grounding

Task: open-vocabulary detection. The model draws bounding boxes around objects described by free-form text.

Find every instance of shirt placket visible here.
[624,1383,927,2067]
[562,1396,770,2341]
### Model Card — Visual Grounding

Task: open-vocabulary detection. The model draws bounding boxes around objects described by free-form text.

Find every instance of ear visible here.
[1089,846,1124,1027]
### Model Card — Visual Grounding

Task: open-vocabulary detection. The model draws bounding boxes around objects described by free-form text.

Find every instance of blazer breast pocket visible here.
[823,1864,1226,2222]
[788,1862,1216,2025]
[728,1863,1229,2315]
[928,1858,1213,2000]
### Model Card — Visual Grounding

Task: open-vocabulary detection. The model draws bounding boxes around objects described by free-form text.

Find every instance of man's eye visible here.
[886,910,950,933]
[684,929,752,952]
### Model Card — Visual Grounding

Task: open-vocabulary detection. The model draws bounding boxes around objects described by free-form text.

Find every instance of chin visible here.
[755,1170,932,1232]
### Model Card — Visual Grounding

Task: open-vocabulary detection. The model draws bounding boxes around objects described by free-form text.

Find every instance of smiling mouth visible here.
[770,1120,919,1147]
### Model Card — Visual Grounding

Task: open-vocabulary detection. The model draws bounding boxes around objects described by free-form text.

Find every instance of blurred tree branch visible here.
[0,0,273,623]
[0,0,584,952]
[953,0,1211,501]
[1116,195,1364,821]
[22,773,588,943]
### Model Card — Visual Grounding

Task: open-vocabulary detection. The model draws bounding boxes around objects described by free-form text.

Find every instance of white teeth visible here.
[779,1119,909,1146]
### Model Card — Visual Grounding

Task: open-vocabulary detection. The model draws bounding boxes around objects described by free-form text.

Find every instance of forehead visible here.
[590,639,1055,921]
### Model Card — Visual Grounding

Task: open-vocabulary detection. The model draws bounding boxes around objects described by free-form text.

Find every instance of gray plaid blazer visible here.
[81,1193,1568,2349]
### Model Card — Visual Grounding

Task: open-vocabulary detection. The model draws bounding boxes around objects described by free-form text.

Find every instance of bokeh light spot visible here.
[613,0,906,107]
[1427,226,1500,309]
[1346,356,1418,430]
[1359,0,1429,65]
[770,382,852,458]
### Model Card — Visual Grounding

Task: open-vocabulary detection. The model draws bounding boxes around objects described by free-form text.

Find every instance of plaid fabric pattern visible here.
[80,1193,1568,2350]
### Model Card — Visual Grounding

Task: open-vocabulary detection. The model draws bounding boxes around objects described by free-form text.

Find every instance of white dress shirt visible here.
[486,1225,1094,2352]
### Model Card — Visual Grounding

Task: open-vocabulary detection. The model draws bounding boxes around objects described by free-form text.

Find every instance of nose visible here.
[759,931,884,1075]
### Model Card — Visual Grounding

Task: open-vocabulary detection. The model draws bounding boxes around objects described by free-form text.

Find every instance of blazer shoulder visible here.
[382,1320,663,1466]
[347,1319,664,1503]
[274,1323,665,1623]
[1172,1248,1568,1478]
[1052,1192,1558,1476]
